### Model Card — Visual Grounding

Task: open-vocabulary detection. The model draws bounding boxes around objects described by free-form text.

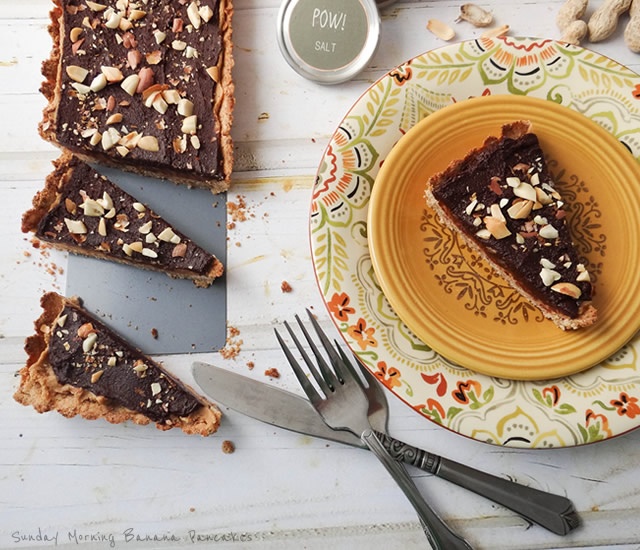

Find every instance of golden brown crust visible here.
[38,0,234,192]
[425,121,597,331]
[14,292,221,435]
[216,0,235,184]
[22,152,224,286]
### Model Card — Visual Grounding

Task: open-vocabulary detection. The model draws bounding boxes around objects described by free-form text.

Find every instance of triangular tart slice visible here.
[22,152,223,287]
[14,292,220,435]
[424,121,596,330]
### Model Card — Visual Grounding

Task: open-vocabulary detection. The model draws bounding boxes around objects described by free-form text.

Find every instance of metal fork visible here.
[355,355,580,536]
[276,311,473,550]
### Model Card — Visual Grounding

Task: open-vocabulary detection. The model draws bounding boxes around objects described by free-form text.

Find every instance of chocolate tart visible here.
[22,152,223,287]
[14,292,221,435]
[424,121,597,330]
[39,0,234,192]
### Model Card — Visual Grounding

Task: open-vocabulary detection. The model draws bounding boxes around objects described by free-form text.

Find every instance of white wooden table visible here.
[2,1,640,548]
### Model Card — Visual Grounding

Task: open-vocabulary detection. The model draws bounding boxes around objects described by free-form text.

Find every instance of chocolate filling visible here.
[36,156,215,275]
[431,132,593,319]
[54,0,224,181]
[49,302,201,422]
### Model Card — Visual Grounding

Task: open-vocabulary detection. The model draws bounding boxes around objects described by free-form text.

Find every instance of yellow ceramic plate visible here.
[368,95,640,380]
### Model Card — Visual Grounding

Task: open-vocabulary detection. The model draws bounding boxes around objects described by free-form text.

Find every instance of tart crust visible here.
[14,292,221,435]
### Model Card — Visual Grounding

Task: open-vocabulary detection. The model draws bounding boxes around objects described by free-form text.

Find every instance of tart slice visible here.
[14,292,221,435]
[22,152,223,288]
[424,121,597,330]
[39,0,234,192]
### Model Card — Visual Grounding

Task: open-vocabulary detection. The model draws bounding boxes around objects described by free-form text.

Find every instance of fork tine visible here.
[284,319,334,397]
[274,328,323,405]
[297,312,341,389]
[334,343,366,390]
[305,309,349,383]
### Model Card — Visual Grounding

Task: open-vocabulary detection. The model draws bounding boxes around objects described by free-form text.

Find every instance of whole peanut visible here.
[588,0,632,42]
[624,0,640,51]
[556,0,589,31]
[561,19,589,44]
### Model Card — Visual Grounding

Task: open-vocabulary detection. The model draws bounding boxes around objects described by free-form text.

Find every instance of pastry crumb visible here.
[227,194,251,223]
[280,280,292,293]
[219,325,242,359]
[264,368,280,379]
[151,328,158,339]
[221,440,235,454]
[246,361,255,370]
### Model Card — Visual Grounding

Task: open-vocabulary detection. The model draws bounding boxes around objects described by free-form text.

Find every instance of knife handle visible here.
[374,431,580,536]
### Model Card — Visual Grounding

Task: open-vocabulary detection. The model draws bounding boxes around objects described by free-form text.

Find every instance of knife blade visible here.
[192,361,366,448]
[192,361,580,536]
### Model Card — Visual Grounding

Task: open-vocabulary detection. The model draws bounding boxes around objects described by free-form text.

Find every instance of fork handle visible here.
[362,430,473,550]
[374,431,580,536]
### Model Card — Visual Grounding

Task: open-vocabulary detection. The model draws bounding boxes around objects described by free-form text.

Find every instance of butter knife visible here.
[192,361,579,536]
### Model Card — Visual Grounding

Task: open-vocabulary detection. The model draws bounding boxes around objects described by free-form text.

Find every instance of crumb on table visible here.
[219,325,242,359]
[221,440,235,454]
[264,368,280,379]
[281,280,292,293]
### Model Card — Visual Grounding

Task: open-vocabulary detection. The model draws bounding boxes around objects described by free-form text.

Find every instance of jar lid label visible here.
[288,0,369,71]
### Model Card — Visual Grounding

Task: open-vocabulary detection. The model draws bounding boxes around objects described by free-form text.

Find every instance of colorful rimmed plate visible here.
[368,94,640,381]
[310,37,640,448]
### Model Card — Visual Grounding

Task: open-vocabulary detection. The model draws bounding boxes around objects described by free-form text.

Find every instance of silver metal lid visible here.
[277,0,380,85]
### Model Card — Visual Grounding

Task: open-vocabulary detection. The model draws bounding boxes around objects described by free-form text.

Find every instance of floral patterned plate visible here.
[368,94,640,381]
[310,37,640,448]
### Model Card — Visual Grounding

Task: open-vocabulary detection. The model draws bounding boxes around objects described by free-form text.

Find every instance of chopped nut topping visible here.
[66,65,89,83]
[551,282,582,299]
[82,332,98,353]
[98,217,107,237]
[172,243,187,257]
[106,113,123,125]
[539,224,559,240]
[86,1,107,11]
[91,370,104,383]
[77,322,95,339]
[101,66,124,82]
[142,248,158,258]
[138,135,160,152]
[120,74,139,96]
[181,115,198,135]
[70,27,84,42]
[71,82,91,95]
[89,73,108,92]
[64,218,88,234]
[483,216,511,239]
[205,66,219,82]
[153,30,166,44]
[540,267,561,286]
[157,227,178,243]
[139,220,153,234]
[177,98,194,117]
[187,2,201,29]
[199,5,214,22]
[129,241,144,253]
[506,199,533,220]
